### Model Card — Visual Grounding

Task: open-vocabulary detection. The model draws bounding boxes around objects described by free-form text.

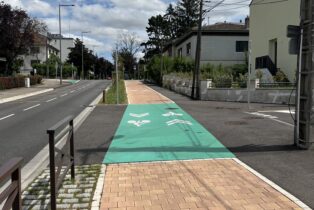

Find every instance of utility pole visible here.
[58,4,74,84]
[295,0,314,149]
[116,45,119,105]
[81,31,91,80]
[58,5,62,84]
[192,0,224,100]
[195,0,203,100]
[192,0,203,100]
[46,33,49,79]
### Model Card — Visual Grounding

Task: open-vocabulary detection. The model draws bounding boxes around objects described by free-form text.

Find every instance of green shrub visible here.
[273,70,289,82]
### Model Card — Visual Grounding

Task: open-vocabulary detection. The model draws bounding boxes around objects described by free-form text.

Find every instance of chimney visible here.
[245,16,250,29]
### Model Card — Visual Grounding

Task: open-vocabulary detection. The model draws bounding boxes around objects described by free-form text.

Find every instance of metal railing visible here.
[0,157,23,210]
[47,116,75,210]
[258,82,296,88]
[255,55,278,76]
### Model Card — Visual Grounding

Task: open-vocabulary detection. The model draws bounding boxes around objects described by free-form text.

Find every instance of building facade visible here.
[49,34,74,63]
[164,22,249,66]
[249,0,300,82]
[19,33,59,74]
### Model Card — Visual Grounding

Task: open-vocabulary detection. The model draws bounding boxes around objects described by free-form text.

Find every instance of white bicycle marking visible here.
[162,112,183,117]
[166,119,192,126]
[128,120,151,127]
[130,113,149,118]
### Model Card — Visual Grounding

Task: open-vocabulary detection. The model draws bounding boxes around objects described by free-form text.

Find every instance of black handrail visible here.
[47,116,75,210]
[0,157,23,210]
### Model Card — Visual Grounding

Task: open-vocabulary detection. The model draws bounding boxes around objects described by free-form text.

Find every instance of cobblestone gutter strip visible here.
[22,165,101,210]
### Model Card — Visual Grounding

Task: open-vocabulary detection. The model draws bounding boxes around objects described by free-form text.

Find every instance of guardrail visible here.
[47,116,75,210]
[0,157,23,210]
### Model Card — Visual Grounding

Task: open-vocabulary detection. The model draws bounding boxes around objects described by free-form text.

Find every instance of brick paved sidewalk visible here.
[101,160,301,210]
[100,81,309,210]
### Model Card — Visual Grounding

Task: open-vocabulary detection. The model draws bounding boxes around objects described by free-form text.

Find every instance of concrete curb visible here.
[0,88,54,104]
[91,165,106,210]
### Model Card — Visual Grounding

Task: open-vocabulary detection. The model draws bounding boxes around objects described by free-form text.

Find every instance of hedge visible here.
[0,75,42,90]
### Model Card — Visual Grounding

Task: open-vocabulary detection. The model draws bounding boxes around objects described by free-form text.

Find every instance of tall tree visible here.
[144,15,169,59]
[0,2,47,75]
[164,4,179,39]
[68,38,95,79]
[176,0,200,37]
[116,33,141,79]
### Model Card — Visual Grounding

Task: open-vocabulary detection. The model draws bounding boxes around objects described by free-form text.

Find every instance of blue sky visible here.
[4,0,249,62]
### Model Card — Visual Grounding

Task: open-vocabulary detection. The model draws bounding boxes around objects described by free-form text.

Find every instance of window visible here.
[178,48,183,57]
[30,47,40,54]
[31,60,40,66]
[236,41,248,52]
[186,43,191,55]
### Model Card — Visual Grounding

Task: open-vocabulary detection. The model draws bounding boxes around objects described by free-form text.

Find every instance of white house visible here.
[249,0,300,82]
[19,33,59,74]
[164,21,249,66]
[49,34,74,63]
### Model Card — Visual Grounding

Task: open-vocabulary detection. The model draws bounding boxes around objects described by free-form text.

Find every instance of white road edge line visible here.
[21,89,105,190]
[233,158,311,210]
[46,98,57,103]
[23,104,40,111]
[244,112,294,127]
[0,114,15,121]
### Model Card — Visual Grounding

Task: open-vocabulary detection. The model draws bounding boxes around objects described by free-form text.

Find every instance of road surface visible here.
[0,80,111,167]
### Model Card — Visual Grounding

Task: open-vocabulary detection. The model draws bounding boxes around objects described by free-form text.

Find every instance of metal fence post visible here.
[69,119,75,180]
[48,130,56,210]
[11,165,21,210]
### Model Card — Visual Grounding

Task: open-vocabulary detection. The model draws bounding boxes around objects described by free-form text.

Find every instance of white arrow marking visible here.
[128,120,151,127]
[130,113,149,118]
[166,119,192,126]
[162,112,183,117]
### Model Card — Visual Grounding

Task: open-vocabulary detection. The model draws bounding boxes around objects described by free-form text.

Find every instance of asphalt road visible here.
[149,84,314,208]
[0,80,111,167]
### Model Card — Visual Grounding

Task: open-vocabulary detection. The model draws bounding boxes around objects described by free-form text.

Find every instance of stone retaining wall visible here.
[163,75,295,105]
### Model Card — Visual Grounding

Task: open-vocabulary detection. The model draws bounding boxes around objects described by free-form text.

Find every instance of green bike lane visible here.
[103,103,234,164]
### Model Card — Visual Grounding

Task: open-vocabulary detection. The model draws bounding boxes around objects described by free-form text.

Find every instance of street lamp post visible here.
[81,31,91,80]
[59,3,74,85]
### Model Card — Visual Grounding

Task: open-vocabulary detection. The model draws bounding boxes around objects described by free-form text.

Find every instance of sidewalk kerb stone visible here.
[0,88,54,104]
[91,164,106,210]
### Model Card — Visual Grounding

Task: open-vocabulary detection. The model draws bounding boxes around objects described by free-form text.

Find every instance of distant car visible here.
[107,77,112,80]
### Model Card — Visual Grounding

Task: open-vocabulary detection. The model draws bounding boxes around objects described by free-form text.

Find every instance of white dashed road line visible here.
[46,98,57,103]
[0,114,15,121]
[23,104,41,111]
[70,90,76,93]
[60,93,68,97]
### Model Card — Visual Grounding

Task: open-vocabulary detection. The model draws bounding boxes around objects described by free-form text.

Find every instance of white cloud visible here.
[2,0,249,61]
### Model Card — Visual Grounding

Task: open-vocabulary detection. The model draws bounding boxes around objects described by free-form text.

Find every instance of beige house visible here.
[249,0,300,82]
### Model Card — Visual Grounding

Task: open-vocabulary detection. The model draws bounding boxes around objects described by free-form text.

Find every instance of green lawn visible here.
[104,80,127,104]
